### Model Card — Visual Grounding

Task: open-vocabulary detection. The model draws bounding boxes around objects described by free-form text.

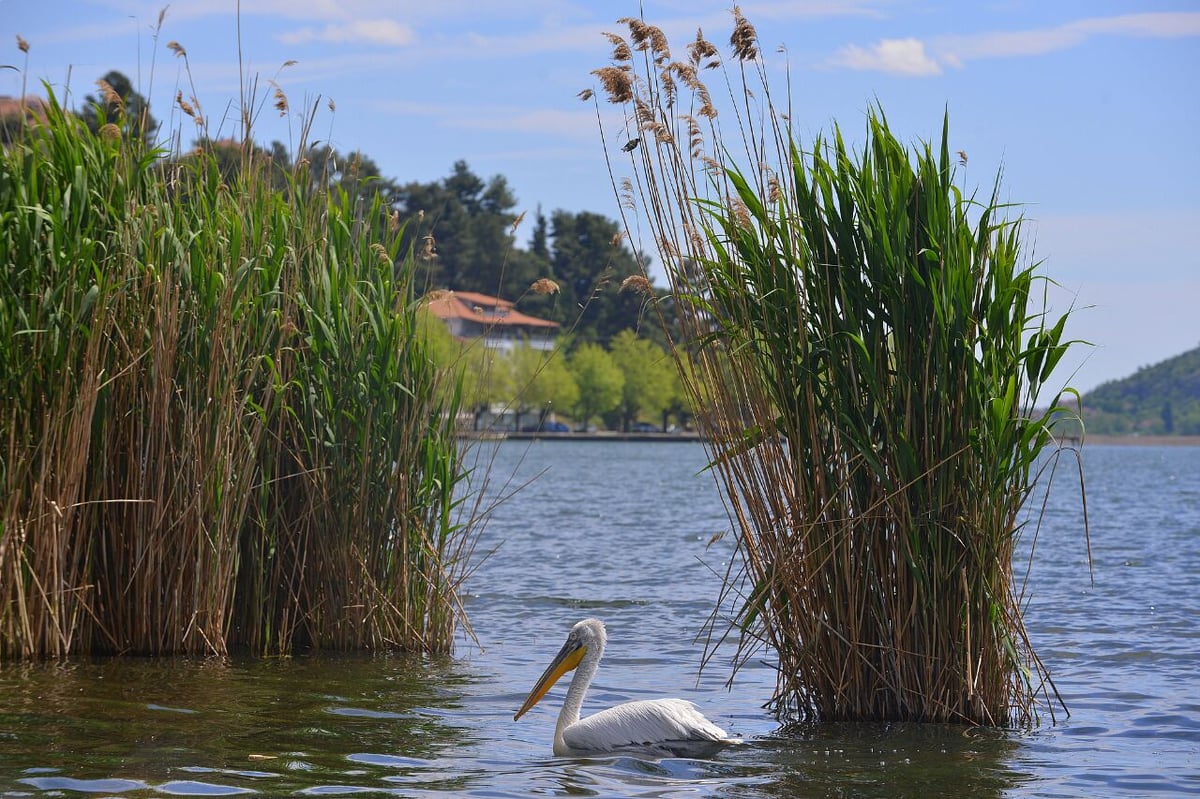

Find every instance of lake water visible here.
[1,441,1197,797]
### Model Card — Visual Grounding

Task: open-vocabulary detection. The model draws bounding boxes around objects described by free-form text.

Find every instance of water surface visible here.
[1,441,1197,796]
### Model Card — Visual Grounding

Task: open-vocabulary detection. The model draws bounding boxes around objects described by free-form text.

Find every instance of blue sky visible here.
[4,1,1198,395]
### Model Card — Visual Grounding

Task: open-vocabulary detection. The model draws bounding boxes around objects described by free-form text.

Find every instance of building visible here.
[423,290,559,353]
[0,96,49,142]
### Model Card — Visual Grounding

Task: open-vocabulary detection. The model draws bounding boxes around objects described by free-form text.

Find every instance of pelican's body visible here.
[514,618,740,757]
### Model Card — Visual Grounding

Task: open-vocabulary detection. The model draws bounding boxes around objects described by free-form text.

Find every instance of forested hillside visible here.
[1080,346,1200,435]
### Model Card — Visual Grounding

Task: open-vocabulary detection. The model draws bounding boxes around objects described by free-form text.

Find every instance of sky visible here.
[3,0,1198,395]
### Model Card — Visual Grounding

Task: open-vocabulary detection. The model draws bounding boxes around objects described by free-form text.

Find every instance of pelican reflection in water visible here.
[514,618,741,757]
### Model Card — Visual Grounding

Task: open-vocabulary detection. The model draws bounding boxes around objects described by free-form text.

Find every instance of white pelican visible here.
[513,618,740,757]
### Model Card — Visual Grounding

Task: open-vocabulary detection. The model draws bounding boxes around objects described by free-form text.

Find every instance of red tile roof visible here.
[0,95,49,126]
[424,290,559,329]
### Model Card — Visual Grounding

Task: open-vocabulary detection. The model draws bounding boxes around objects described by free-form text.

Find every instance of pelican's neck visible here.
[554,637,603,750]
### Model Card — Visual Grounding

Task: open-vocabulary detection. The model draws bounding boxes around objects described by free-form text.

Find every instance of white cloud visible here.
[830,38,941,76]
[934,11,1200,65]
[278,19,414,47]
[829,11,1200,76]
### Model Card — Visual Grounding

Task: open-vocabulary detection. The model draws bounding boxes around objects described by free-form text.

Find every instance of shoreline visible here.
[459,430,703,443]
[462,431,1200,447]
[463,431,1200,447]
[1075,434,1200,448]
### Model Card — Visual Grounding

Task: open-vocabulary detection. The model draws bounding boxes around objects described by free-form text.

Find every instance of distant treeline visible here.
[1074,345,1200,436]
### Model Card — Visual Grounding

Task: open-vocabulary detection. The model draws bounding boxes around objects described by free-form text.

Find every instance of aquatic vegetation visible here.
[590,11,1084,724]
[0,85,473,658]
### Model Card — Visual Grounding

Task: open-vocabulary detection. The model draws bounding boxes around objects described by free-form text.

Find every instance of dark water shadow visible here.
[0,652,479,796]
[706,722,1032,799]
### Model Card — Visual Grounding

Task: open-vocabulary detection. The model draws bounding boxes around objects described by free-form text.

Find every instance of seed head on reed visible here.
[99,123,121,142]
[666,61,700,91]
[620,18,651,50]
[730,6,758,61]
[16,34,30,53]
[389,209,400,233]
[619,177,636,210]
[728,194,752,229]
[618,17,670,61]
[604,32,632,63]
[635,99,656,127]
[577,88,594,102]
[370,242,391,267]
[660,70,677,108]
[167,40,186,58]
[688,30,720,68]
[697,84,717,119]
[424,289,453,303]
[96,79,123,109]
[958,149,969,165]
[591,66,634,104]
[272,85,288,116]
[530,278,560,295]
[620,275,653,296]
[419,233,438,261]
[511,210,527,235]
[176,90,196,119]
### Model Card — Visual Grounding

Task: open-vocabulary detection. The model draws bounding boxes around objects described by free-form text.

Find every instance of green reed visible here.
[593,13,1082,724]
[0,88,472,658]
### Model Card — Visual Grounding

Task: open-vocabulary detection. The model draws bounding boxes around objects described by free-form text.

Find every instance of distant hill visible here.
[1072,345,1200,436]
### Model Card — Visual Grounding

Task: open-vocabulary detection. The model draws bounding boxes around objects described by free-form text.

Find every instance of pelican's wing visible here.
[563,699,739,757]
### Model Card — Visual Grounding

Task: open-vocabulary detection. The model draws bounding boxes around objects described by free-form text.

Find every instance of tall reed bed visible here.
[592,13,1082,724]
[0,88,473,658]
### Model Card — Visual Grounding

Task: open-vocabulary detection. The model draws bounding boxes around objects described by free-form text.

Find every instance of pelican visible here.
[513,618,740,757]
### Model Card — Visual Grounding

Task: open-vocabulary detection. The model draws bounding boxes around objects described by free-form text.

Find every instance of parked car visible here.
[630,422,661,433]
[521,421,570,433]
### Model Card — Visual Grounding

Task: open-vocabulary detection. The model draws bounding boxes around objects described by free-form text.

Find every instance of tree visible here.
[609,330,675,431]
[541,210,665,348]
[569,343,624,430]
[394,161,541,298]
[79,70,157,144]
[508,344,578,430]
[460,342,511,431]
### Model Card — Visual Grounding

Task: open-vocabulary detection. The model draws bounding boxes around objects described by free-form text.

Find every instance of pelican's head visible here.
[514,618,606,721]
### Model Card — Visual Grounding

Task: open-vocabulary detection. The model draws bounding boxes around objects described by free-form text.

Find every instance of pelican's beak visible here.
[513,638,586,720]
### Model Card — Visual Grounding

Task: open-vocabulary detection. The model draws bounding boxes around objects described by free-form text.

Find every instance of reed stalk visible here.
[0,86,474,658]
[591,12,1083,725]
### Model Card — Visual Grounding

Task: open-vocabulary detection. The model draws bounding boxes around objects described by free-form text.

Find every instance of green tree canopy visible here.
[508,344,578,427]
[609,329,675,431]
[569,342,624,429]
[394,161,545,298]
[532,210,664,349]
